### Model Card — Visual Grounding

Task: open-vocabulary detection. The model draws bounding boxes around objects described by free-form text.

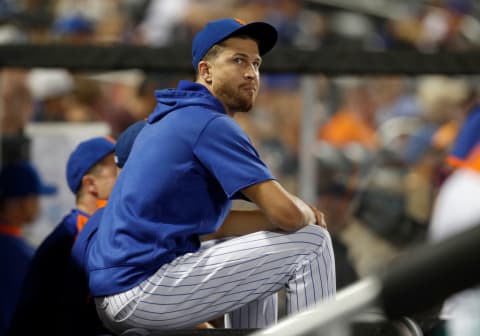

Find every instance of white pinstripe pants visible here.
[95,224,336,333]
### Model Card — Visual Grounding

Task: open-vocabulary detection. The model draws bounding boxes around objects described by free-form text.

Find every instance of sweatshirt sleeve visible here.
[193,115,275,198]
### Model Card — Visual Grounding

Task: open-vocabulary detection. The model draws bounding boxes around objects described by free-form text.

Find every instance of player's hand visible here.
[309,205,327,229]
[195,322,215,329]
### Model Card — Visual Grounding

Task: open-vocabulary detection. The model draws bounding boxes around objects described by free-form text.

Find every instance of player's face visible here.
[209,37,262,113]
[21,196,40,224]
[93,153,118,200]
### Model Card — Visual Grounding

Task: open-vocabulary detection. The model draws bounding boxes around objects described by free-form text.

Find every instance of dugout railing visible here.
[2,45,480,74]
[249,222,480,336]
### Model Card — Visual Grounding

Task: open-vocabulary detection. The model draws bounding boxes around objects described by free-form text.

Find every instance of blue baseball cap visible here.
[0,161,57,199]
[192,18,278,71]
[115,120,146,169]
[66,137,116,193]
[53,14,94,35]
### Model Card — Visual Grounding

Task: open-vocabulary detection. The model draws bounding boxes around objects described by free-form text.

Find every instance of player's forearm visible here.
[240,180,317,232]
[208,209,277,239]
[290,195,317,227]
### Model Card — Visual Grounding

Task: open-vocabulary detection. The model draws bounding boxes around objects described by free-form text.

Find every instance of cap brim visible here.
[39,184,57,196]
[231,22,278,56]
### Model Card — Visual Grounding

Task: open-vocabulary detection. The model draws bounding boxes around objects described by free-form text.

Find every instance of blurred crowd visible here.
[0,0,480,50]
[314,75,478,278]
[1,0,480,293]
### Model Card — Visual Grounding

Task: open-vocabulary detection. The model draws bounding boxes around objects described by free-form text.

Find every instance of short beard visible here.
[229,98,253,113]
[217,84,254,113]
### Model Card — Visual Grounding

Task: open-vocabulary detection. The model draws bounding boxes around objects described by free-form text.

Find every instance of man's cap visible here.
[192,18,278,71]
[0,161,57,199]
[115,120,147,169]
[26,68,74,100]
[53,14,94,35]
[66,137,116,193]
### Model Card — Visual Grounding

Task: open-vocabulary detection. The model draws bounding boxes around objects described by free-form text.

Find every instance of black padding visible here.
[2,44,480,74]
[379,224,480,318]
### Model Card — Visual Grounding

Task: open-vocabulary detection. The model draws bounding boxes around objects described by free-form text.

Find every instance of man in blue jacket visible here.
[71,122,146,270]
[88,18,336,333]
[0,161,56,335]
[7,137,116,336]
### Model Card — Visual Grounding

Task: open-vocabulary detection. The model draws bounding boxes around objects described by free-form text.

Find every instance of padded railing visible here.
[2,44,480,74]
[249,224,480,336]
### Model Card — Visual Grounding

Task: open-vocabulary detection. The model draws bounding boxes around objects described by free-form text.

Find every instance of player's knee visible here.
[293,224,332,251]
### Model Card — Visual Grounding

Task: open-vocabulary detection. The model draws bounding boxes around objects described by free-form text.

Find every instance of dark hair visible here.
[196,34,259,76]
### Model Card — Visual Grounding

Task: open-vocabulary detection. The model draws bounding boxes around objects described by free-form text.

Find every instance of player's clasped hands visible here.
[309,205,327,229]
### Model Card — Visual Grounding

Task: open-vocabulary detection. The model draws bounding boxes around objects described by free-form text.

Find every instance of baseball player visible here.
[87,18,336,334]
[7,137,116,336]
[429,101,480,336]
[70,120,147,310]
[0,161,56,335]
[71,121,147,271]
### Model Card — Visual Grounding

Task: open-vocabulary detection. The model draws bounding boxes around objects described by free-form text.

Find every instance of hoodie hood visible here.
[148,80,226,123]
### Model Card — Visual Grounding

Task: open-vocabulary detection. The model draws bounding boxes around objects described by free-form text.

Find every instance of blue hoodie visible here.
[87,81,275,296]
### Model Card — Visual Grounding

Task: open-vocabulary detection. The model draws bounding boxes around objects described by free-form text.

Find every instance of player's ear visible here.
[198,61,212,84]
[82,174,98,195]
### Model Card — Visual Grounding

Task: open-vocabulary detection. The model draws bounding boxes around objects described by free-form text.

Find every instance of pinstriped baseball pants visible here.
[95,224,336,333]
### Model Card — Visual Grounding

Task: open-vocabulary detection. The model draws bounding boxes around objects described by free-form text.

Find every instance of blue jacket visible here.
[7,209,107,336]
[88,80,274,296]
[0,229,34,336]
